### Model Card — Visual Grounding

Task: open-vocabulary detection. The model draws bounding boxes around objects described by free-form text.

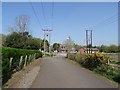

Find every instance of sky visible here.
[2,2,118,46]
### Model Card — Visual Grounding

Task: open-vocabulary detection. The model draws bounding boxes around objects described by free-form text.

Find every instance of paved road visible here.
[31,55,117,88]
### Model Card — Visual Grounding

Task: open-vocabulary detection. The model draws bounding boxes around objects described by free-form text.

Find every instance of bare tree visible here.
[8,26,18,33]
[16,15,30,33]
[63,36,74,53]
[8,15,30,33]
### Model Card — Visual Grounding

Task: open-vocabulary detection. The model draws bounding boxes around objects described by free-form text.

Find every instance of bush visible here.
[4,32,43,50]
[113,72,120,83]
[68,53,109,69]
[2,47,42,84]
[67,53,76,61]
[81,53,109,69]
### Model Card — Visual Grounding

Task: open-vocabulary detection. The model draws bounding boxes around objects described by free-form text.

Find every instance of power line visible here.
[51,0,54,30]
[29,1,42,29]
[102,18,118,27]
[92,14,117,28]
[40,0,54,30]
[41,0,48,29]
[94,18,117,29]
[30,1,54,51]
[40,0,54,53]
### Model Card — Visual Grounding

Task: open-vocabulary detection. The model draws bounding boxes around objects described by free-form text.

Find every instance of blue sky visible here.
[2,2,118,46]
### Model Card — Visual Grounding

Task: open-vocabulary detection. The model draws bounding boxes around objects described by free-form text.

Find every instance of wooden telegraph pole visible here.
[42,29,52,56]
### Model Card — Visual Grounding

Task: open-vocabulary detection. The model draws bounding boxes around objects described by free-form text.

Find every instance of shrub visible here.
[113,72,120,83]
[75,54,85,63]
[80,53,109,69]
[2,47,42,84]
[67,53,76,61]
[67,53,109,69]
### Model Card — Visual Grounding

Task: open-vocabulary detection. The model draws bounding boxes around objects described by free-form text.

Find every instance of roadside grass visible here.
[67,53,120,84]
[110,61,120,65]
[105,53,119,63]
[43,53,56,58]
[91,65,120,83]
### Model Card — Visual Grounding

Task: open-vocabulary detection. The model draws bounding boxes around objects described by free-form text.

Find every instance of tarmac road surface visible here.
[31,54,118,88]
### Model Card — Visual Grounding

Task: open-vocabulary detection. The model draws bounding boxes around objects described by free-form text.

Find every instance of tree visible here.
[63,36,74,52]
[99,45,108,52]
[8,15,30,34]
[40,39,50,52]
[0,34,7,46]
[5,32,21,48]
[23,38,42,50]
[4,15,35,49]
[98,45,118,53]
[73,43,82,51]
[16,15,30,33]
[53,43,60,52]
[8,26,18,33]
[108,45,118,53]
[4,15,49,50]
[5,31,31,49]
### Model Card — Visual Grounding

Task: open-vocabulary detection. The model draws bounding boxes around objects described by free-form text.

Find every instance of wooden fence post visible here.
[29,55,31,63]
[31,55,34,60]
[19,56,23,69]
[24,55,27,67]
[108,59,110,65]
[34,53,36,60]
[9,57,13,69]
[31,55,33,61]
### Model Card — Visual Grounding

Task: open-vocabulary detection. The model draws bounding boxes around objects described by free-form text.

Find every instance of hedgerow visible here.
[2,47,42,84]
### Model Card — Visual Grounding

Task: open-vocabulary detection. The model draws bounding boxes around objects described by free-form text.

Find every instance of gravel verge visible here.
[5,58,43,88]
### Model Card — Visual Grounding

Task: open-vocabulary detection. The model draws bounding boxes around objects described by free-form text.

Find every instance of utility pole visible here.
[86,30,92,54]
[42,29,48,56]
[90,30,92,53]
[48,30,53,54]
[86,30,88,54]
[42,29,52,56]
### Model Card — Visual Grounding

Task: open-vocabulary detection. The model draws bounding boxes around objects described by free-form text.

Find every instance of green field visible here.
[104,53,119,62]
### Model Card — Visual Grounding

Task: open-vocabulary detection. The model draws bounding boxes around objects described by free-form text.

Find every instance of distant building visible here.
[59,44,76,53]
[78,48,99,54]
[78,48,86,54]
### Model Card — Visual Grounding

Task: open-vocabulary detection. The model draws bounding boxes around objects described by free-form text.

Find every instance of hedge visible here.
[2,47,43,84]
